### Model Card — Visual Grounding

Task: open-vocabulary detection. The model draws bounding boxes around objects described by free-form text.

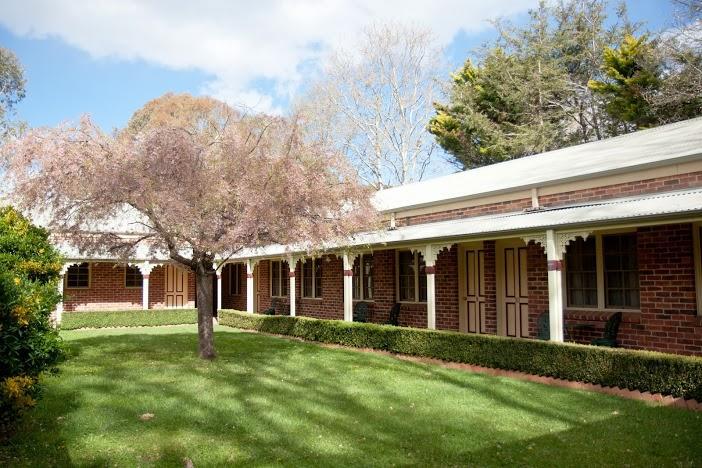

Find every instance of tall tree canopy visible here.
[0,47,26,139]
[430,0,702,169]
[300,23,441,188]
[2,93,377,359]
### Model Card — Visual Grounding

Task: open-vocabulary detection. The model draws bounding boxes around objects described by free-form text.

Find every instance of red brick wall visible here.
[436,246,459,331]
[396,171,702,227]
[526,243,549,338]
[482,241,498,334]
[63,262,195,311]
[255,256,344,320]
[222,263,247,311]
[560,224,702,356]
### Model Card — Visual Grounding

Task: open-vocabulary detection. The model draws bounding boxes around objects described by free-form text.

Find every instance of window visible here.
[125,265,142,288]
[397,251,427,302]
[302,258,323,298]
[565,237,597,307]
[270,260,289,297]
[66,263,90,288]
[352,254,374,300]
[604,234,640,308]
[229,263,242,295]
[564,233,640,310]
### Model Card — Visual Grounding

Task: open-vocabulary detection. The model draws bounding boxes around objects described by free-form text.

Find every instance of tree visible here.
[2,93,376,359]
[645,0,702,123]
[429,3,571,168]
[0,47,26,139]
[588,35,662,128]
[301,23,441,188]
[429,0,637,169]
[0,207,63,433]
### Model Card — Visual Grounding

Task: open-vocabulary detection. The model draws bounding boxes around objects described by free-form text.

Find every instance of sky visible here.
[0,0,677,179]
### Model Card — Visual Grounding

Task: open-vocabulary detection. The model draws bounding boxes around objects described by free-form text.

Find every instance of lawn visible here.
[2,326,701,467]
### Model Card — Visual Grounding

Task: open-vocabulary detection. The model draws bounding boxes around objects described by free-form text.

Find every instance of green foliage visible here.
[0,207,63,433]
[220,310,702,400]
[588,35,661,128]
[60,309,198,330]
[0,47,26,138]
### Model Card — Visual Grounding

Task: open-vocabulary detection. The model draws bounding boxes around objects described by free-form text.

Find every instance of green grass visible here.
[2,325,701,467]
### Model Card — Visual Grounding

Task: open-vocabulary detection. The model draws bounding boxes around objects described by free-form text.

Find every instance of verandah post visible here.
[288,257,297,317]
[545,229,565,342]
[342,252,353,322]
[246,259,255,313]
[425,245,436,330]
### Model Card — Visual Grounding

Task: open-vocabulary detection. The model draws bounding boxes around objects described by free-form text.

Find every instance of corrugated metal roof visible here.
[373,117,702,213]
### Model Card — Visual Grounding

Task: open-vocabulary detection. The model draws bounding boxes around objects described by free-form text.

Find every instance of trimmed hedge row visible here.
[61,309,198,330]
[219,309,702,400]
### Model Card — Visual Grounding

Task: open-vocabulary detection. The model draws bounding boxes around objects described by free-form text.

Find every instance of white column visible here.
[425,245,436,330]
[137,262,155,310]
[343,253,353,322]
[216,264,223,312]
[246,259,255,313]
[545,229,565,342]
[142,274,150,310]
[55,271,65,326]
[288,258,296,317]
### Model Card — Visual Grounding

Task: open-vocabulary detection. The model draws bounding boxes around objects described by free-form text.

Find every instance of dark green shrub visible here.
[219,310,702,400]
[61,309,198,330]
[0,207,63,433]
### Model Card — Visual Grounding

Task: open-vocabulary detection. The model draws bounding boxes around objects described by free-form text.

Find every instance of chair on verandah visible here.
[385,303,401,326]
[591,312,623,347]
[537,312,550,340]
[353,302,370,323]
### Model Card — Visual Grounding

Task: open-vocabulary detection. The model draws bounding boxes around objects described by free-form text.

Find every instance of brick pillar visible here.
[483,241,497,334]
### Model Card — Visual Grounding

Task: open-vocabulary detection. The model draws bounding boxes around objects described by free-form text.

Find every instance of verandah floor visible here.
[2,325,700,467]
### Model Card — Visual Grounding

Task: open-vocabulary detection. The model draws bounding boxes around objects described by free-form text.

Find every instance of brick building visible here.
[55,118,702,356]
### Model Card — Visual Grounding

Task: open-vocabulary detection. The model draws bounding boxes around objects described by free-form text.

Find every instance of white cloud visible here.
[0,0,535,113]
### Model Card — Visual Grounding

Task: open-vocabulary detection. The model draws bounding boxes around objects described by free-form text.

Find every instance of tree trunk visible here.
[195,261,216,360]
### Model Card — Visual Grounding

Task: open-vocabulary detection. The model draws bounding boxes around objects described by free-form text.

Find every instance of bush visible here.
[60,309,198,330]
[219,310,702,400]
[0,207,63,433]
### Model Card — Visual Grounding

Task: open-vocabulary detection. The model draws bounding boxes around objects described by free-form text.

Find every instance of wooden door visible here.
[497,241,529,338]
[165,264,188,308]
[465,248,487,333]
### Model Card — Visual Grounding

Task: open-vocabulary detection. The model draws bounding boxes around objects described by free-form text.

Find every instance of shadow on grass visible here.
[2,328,701,467]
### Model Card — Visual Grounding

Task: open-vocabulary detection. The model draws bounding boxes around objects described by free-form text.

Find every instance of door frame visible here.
[164,263,189,308]
[495,238,529,338]
[458,241,485,333]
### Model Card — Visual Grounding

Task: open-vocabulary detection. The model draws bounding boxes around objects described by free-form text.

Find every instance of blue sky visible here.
[0,0,674,132]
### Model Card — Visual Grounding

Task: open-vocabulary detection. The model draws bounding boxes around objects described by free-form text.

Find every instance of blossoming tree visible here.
[3,94,377,359]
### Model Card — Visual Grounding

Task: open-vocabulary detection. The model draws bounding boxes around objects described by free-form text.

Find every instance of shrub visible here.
[60,309,198,330]
[219,310,702,400]
[0,207,63,433]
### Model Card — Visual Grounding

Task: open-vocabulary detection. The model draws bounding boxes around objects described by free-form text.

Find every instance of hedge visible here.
[219,309,702,400]
[61,309,198,330]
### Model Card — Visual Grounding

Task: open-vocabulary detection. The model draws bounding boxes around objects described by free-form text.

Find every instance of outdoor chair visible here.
[385,303,401,326]
[353,302,370,323]
[591,312,623,347]
[536,312,549,340]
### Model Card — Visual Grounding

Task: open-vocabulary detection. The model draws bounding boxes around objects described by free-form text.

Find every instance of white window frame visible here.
[229,263,242,296]
[563,230,640,312]
[301,258,323,299]
[65,262,91,289]
[124,265,143,289]
[395,250,427,304]
[269,260,288,298]
[352,253,374,301]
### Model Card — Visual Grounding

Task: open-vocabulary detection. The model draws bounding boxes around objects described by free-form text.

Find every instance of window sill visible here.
[353,299,375,303]
[125,286,143,289]
[65,286,90,290]
[300,297,323,301]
